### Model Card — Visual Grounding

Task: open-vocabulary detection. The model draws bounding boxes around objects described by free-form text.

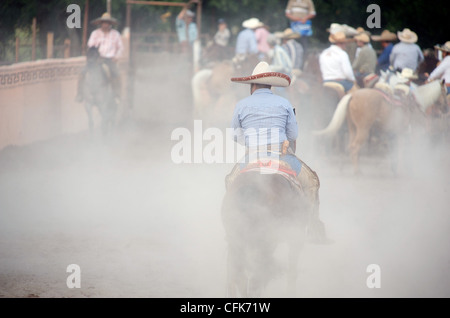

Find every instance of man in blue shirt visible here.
[233,18,260,64]
[229,61,329,243]
[176,1,198,54]
[371,30,397,73]
[390,28,424,72]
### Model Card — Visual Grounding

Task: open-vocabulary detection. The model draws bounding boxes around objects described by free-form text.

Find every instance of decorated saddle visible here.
[225,151,303,193]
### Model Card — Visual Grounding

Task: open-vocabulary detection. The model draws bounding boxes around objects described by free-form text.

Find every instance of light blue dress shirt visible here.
[231,88,301,173]
[235,29,258,55]
[176,18,198,44]
[231,88,298,147]
[389,42,424,71]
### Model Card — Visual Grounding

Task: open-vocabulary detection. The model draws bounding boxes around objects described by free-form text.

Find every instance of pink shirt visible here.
[87,28,123,59]
[254,27,271,54]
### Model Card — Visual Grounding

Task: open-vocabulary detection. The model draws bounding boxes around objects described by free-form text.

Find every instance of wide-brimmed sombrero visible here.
[280,28,301,40]
[92,12,118,25]
[371,30,397,42]
[355,27,371,36]
[434,41,450,53]
[231,62,291,87]
[397,28,418,43]
[354,33,370,43]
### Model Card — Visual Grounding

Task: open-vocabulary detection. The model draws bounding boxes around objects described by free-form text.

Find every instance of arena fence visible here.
[0,30,130,151]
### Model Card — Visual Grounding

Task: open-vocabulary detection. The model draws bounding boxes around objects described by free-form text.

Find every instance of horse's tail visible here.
[191,69,212,108]
[312,93,352,137]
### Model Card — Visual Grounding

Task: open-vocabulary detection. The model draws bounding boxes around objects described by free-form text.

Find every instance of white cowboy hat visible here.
[397,68,418,80]
[434,41,450,53]
[397,28,418,43]
[92,12,118,25]
[371,30,397,42]
[327,23,358,37]
[242,18,262,29]
[231,61,291,87]
[185,10,195,18]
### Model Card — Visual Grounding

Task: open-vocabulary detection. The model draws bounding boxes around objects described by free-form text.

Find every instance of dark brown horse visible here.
[221,170,309,297]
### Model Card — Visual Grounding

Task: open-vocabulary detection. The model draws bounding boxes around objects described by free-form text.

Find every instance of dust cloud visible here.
[1,48,449,299]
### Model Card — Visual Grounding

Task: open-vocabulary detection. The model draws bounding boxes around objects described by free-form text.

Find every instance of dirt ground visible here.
[1,52,450,298]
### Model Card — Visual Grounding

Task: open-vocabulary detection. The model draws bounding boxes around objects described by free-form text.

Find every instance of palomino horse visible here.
[313,80,448,174]
[80,47,117,135]
[221,170,309,297]
[191,55,260,127]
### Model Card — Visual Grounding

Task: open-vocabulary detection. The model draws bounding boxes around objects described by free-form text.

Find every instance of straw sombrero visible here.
[434,41,450,53]
[328,31,349,44]
[266,34,280,46]
[397,28,418,43]
[231,61,291,87]
[92,12,118,25]
[371,30,397,42]
[354,33,370,43]
[242,18,263,29]
[355,27,371,36]
[280,28,301,40]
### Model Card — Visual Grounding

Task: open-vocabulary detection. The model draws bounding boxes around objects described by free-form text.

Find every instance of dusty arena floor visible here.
[1,53,450,298]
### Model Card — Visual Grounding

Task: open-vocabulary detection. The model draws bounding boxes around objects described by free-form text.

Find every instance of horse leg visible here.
[226,243,247,297]
[286,239,303,296]
[349,126,370,175]
[246,239,278,297]
[346,114,357,171]
[84,102,94,133]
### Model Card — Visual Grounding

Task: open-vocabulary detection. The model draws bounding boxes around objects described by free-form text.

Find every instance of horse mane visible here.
[412,80,442,112]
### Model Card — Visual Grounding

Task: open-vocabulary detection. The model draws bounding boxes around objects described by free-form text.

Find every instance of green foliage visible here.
[1,0,448,63]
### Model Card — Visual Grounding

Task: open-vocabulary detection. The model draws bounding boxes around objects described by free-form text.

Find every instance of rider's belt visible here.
[246,143,284,154]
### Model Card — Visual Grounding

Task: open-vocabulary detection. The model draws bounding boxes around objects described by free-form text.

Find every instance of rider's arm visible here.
[285,104,298,143]
[428,57,447,81]
[231,105,245,144]
[87,29,99,49]
[177,0,198,20]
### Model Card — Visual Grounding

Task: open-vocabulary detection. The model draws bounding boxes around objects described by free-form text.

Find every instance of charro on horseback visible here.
[224,61,331,244]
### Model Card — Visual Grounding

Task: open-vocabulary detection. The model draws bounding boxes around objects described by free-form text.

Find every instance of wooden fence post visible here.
[15,38,20,63]
[47,32,54,59]
[82,0,89,55]
[31,18,37,61]
[64,39,71,58]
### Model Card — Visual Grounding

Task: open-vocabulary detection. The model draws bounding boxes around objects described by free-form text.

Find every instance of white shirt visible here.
[319,45,355,81]
[429,55,450,84]
[214,28,230,47]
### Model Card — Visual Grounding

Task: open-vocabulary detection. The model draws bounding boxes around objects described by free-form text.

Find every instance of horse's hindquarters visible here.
[221,172,308,297]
